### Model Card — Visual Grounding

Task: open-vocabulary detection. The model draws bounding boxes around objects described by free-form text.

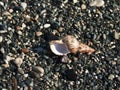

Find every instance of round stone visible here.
[81,4,86,10]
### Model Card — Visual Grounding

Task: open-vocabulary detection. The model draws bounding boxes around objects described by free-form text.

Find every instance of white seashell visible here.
[49,40,70,56]
[50,35,95,55]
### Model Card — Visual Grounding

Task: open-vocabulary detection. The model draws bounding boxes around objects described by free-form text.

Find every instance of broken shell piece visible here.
[49,40,70,55]
[62,35,80,54]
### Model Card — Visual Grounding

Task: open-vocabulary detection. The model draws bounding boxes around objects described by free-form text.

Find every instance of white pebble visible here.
[44,23,51,28]
[22,23,26,29]
[17,31,22,35]
[0,1,4,6]
[89,0,104,7]
[108,74,115,80]
[21,2,27,10]
[81,4,86,10]
[0,36,3,43]
[73,0,78,4]
[114,31,120,40]
[14,57,23,67]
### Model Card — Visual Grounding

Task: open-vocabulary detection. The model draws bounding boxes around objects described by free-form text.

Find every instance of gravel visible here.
[0,0,120,90]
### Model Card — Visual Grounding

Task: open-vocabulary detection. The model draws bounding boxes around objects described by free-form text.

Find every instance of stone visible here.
[44,24,51,28]
[14,57,23,68]
[108,74,115,80]
[32,66,44,77]
[36,31,43,36]
[89,0,105,7]
[21,48,29,54]
[21,2,27,10]
[73,0,78,4]
[0,36,3,43]
[114,31,120,39]
[81,4,86,10]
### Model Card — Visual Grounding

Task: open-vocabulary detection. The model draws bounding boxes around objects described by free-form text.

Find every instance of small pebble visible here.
[16,26,22,30]
[0,1,4,6]
[81,4,86,10]
[2,11,11,16]
[0,67,3,75]
[25,15,31,22]
[32,66,44,77]
[6,55,14,62]
[18,68,24,74]
[43,24,51,28]
[14,57,23,67]
[21,48,29,54]
[36,31,43,36]
[65,69,77,81]
[21,2,27,10]
[73,0,78,4]
[89,0,105,7]
[0,36,3,43]
[17,31,22,35]
[61,55,71,63]
[108,74,115,80]
[22,23,26,29]
[114,31,120,40]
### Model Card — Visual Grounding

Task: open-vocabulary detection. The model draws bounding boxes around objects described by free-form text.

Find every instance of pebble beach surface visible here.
[0,0,120,90]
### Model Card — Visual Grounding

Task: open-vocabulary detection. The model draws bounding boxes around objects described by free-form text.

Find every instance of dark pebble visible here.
[64,69,77,81]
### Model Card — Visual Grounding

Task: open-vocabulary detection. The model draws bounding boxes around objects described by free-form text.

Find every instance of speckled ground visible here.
[0,0,120,90]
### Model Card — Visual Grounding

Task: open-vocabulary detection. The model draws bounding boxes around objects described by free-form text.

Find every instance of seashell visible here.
[79,42,95,55]
[49,35,95,55]
[49,40,70,55]
[62,35,80,54]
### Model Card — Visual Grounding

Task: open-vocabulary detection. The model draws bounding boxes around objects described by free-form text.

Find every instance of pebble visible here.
[16,26,22,30]
[17,30,22,35]
[43,24,51,28]
[0,36,3,43]
[21,48,29,54]
[22,23,26,29]
[0,24,7,33]
[61,55,71,63]
[14,57,23,68]
[73,0,78,4]
[108,74,115,80]
[20,2,27,10]
[65,69,77,81]
[114,31,120,39]
[18,68,24,74]
[81,4,86,10]
[2,11,11,16]
[0,67,2,75]
[89,0,105,7]
[25,15,31,22]
[32,66,44,77]
[0,1,4,7]
[36,31,43,36]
